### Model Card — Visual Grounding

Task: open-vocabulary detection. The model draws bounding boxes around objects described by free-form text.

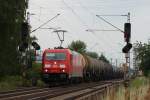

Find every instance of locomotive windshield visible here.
[45,52,66,60]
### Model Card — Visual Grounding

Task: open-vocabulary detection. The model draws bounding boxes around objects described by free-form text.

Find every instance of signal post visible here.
[122,13,132,80]
[95,13,132,79]
[19,12,41,86]
[122,13,132,100]
[93,12,132,100]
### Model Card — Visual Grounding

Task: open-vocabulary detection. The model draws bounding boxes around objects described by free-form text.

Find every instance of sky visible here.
[28,0,150,67]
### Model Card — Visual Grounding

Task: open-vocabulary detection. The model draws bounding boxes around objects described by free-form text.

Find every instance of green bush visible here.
[26,62,42,79]
[0,62,44,91]
[25,62,45,86]
[130,77,148,88]
[0,76,23,92]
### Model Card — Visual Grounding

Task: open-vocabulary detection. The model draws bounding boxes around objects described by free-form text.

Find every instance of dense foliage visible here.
[99,54,110,63]
[86,51,99,58]
[136,41,150,76]
[68,40,109,62]
[0,0,27,77]
[68,40,87,54]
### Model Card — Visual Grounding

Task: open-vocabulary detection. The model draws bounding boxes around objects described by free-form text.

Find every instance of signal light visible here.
[21,22,29,41]
[19,22,29,52]
[32,42,40,50]
[124,23,131,43]
[19,42,28,52]
[122,43,132,53]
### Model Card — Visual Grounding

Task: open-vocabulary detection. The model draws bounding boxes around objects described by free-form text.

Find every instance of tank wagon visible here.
[42,48,124,84]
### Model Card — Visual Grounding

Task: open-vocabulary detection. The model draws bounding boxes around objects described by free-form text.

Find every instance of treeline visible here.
[135,41,150,76]
[68,40,109,63]
[0,0,27,78]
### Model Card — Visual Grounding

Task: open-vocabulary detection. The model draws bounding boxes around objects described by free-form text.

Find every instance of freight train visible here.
[42,48,124,84]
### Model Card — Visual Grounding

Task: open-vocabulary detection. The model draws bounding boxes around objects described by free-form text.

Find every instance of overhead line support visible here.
[30,14,60,33]
[96,15,124,33]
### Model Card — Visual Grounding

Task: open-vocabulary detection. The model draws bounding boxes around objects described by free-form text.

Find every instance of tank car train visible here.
[42,48,124,84]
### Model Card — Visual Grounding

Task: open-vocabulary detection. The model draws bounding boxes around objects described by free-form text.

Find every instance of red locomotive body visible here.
[42,48,85,83]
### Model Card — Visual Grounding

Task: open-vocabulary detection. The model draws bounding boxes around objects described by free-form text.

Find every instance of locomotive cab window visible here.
[45,53,66,60]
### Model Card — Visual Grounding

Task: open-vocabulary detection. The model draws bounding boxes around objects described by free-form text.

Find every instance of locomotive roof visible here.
[44,48,72,54]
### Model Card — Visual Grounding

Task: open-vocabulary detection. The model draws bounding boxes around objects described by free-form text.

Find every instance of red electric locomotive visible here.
[42,48,85,83]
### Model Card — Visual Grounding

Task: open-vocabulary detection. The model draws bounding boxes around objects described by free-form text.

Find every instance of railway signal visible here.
[21,22,29,41]
[19,42,28,52]
[124,23,131,43]
[32,41,40,50]
[19,22,29,52]
[122,22,132,53]
[122,43,132,53]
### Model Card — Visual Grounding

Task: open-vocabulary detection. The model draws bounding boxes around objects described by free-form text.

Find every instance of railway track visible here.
[0,80,123,100]
[0,87,41,95]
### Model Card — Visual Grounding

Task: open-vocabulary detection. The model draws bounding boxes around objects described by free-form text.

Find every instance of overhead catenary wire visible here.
[30,0,124,59]
[96,14,127,17]
[96,15,124,33]
[30,13,60,33]
[32,1,121,50]
[76,0,125,62]
[61,0,89,29]
[29,0,140,65]
[30,12,62,31]
[30,10,76,48]
[62,0,123,57]
[61,0,107,50]
[59,14,81,39]
[75,0,119,51]
[62,0,103,45]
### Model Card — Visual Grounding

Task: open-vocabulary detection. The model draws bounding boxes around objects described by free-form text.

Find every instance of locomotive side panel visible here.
[70,51,85,78]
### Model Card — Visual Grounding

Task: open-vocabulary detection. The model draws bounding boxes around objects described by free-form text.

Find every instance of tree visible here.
[86,51,99,58]
[99,54,109,63]
[68,40,87,54]
[136,41,150,76]
[30,36,38,42]
[0,0,28,77]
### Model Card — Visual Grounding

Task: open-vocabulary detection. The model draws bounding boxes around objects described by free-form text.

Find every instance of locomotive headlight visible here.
[45,69,48,72]
[44,64,51,68]
[62,69,65,72]
[60,64,66,68]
